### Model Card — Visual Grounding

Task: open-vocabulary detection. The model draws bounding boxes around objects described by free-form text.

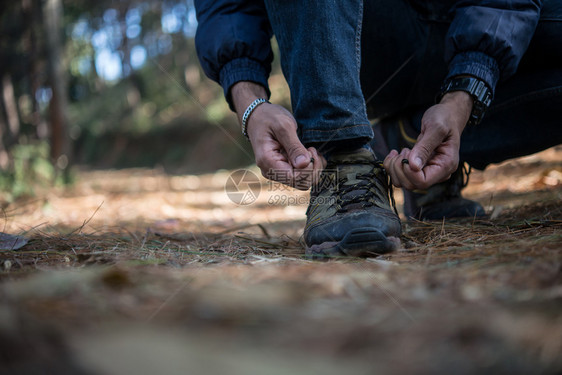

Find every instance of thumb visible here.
[277,127,310,169]
[409,129,443,171]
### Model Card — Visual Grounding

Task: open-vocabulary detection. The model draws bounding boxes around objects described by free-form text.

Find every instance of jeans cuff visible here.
[301,123,374,150]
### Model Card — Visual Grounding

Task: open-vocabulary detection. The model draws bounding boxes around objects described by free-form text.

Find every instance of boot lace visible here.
[313,160,398,215]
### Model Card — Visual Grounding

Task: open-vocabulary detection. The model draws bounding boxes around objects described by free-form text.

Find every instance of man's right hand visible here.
[231,81,325,190]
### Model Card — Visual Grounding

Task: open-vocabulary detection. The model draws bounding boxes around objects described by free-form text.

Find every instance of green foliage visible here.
[0,140,61,201]
[0,0,288,180]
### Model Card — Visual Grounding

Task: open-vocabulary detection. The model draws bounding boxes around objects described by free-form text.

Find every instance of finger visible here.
[386,152,405,188]
[403,146,459,189]
[293,159,314,190]
[391,149,422,190]
[293,147,326,190]
[309,147,327,169]
[275,126,311,169]
[253,140,294,183]
[261,160,295,186]
[409,125,447,171]
[403,163,452,189]
[308,147,325,189]
[293,147,321,190]
[396,166,419,191]
[398,147,437,190]
[396,148,424,190]
[393,149,417,190]
[383,149,399,171]
[383,150,401,188]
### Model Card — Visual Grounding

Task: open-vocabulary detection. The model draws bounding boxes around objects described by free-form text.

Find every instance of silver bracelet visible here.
[241,98,269,139]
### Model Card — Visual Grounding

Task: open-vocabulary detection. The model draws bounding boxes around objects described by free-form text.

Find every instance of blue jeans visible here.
[264,0,562,169]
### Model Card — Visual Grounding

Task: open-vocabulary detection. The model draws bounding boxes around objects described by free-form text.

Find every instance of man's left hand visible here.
[383,91,473,190]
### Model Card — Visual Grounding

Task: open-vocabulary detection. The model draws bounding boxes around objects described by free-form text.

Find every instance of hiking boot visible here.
[304,147,402,259]
[373,115,486,220]
[409,163,486,220]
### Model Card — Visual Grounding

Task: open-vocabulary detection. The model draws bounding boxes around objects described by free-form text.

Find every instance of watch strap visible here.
[437,76,493,126]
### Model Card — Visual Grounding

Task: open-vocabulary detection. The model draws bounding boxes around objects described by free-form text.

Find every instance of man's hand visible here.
[383,91,473,190]
[232,81,326,190]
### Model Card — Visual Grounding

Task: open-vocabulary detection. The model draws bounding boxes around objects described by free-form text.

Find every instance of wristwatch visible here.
[437,76,493,126]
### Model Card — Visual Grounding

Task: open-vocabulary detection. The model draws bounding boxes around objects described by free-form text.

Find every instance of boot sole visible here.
[305,227,400,260]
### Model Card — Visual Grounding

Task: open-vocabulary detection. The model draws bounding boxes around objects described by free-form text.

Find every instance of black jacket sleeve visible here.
[194,0,273,110]
[445,0,543,95]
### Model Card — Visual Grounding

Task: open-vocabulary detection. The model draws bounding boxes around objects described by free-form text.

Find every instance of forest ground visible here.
[1,146,561,375]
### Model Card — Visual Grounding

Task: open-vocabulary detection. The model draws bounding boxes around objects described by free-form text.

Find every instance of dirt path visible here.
[1,147,561,374]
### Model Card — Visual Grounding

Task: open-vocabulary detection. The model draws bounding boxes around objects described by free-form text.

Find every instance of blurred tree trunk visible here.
[2,75,21,146]
[0,100,10,169]
[119,4,132,78]
[44,0,71,170]
[24,0,48,140]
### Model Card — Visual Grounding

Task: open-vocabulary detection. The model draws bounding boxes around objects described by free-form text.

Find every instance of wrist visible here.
[439,91,473,132]
[440,90,473,114]
[437,76,492,126]
[231,81,269,121]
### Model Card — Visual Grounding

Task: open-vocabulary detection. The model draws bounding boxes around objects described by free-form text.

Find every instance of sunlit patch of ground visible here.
[0,147,561,374]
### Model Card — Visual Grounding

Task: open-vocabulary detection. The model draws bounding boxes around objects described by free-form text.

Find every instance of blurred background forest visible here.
[0,0,290,201]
